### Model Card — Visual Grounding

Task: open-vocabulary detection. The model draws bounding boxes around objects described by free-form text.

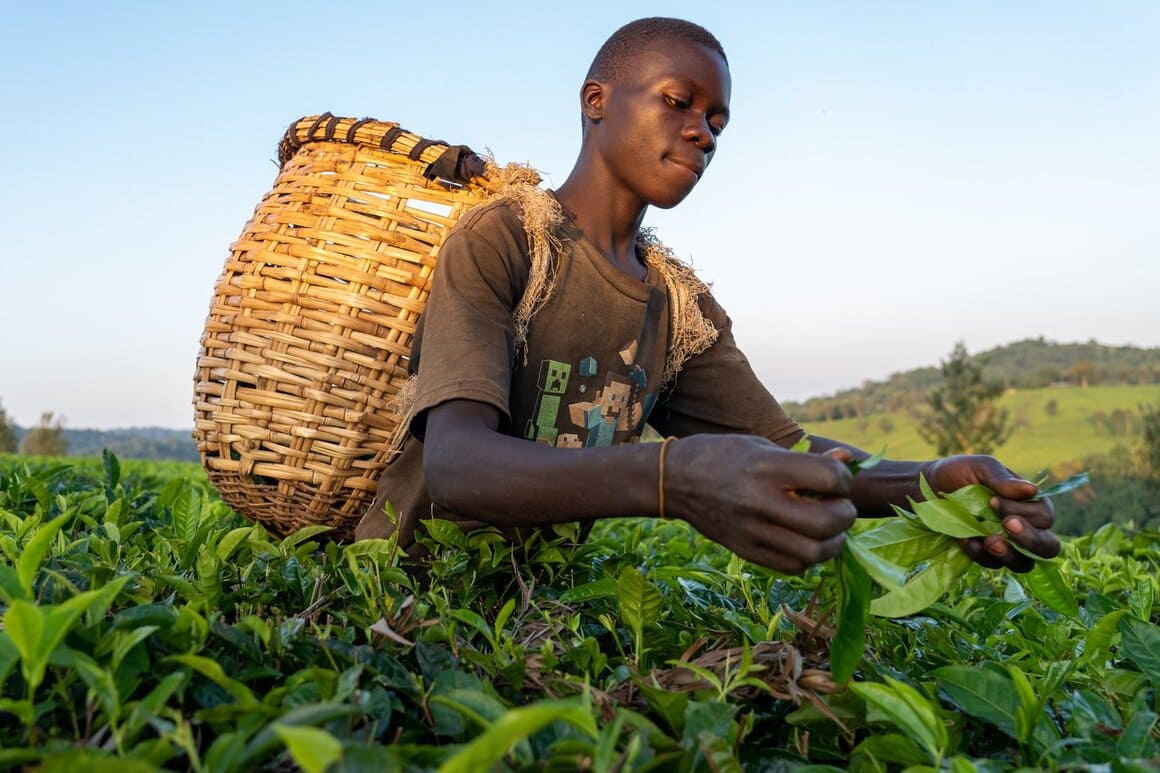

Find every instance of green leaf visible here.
[4,600,46,690]
[844,533,907,591]
[166,654,258,707]
[216,526,258,562]
[450,609,497,651]
[846,447,886,475]
[436,700,597,773]
[423,518,468,549]
[102,449,121,489]
[1130,576,1154,622]
[0,564,22,603]
[1006,664,1039,744]
[1034,472,1089,500]
[272,724,344,773]
[617,566,663,658]
[1021,561,1080,620]
[1076,608,1122,663]
[831,544,870,684]
[852,519,954,569]
[945,484,998,523]
[52,646,120,720]
[170,486,201,545]
[870,544,971,618]
[851,677,947,763]
[1117,710,1157,759]
[559,578,618,604]
[431,688,509,728]
[0,632,20,686]
[682,699,738,751]
[17,514,68,596]
[279,524,334,548]
[851,732,929,768]
[1119,616,1160,681]
[911,498,993,539]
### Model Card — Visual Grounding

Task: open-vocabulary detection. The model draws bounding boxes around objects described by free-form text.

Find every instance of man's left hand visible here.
[926,455,1060,573]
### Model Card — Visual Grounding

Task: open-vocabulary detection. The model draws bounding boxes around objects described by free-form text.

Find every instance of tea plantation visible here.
[0,453,1156,771]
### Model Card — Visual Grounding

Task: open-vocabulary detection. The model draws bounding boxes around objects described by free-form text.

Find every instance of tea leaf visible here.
[437,700,596,773]
[1034,473,1090,500]
[934,665,1019,739]
[851,519,954,569]
[617,566,663,658]
[272,724,343,773]
[851,677,946,763]
[559,578,618,604]
[1021,561,1081,620]
[832,545,870,683]
[17,513,68,597]
[870,544,971,618]
[844,534,907,591]
[1118,616,1160,681]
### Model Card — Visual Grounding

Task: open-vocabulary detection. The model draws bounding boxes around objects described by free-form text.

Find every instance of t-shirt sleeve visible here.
[649,292,802,443]
[406,204,529,439]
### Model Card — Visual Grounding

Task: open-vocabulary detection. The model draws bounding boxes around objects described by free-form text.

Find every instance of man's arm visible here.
[783,431,1061,572]
[423,399,860,575]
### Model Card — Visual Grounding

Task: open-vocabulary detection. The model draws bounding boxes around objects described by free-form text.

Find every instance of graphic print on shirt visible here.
[523,340,657,448]
[524,359,572,445]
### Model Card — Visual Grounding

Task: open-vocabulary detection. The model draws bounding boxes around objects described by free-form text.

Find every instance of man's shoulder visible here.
[453,198,528,245]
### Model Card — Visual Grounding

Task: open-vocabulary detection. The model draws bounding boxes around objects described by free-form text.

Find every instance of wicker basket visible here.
[193,114,531,540]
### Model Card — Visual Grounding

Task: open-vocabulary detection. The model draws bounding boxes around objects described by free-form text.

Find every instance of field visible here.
[0,453,1157,771]
[801,384,1160,477]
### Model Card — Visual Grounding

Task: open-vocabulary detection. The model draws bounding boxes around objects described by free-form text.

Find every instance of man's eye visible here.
[665,95,691,109]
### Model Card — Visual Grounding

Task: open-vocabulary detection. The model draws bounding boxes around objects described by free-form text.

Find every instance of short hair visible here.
[586,17,727,84]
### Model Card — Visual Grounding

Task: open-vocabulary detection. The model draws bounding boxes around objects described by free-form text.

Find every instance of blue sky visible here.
[2,1,1157,429]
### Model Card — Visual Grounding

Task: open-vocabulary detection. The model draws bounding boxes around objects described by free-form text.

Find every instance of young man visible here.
[355,18,1059,575]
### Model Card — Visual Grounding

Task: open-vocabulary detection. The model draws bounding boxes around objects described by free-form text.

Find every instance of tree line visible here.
[0,401,198,462]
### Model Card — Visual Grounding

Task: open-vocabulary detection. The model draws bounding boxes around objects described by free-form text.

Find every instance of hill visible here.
[784,338,1160,422]
[800,383,1160,478]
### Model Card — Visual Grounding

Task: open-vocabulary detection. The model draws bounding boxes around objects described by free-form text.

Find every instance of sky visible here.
[1,1,1157,430]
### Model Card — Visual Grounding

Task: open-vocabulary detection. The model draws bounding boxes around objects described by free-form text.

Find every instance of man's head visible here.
[585,18,727,87]
[578,18,731,209]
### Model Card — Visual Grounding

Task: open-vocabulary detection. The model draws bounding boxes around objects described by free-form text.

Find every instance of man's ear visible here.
[581,81,606,123]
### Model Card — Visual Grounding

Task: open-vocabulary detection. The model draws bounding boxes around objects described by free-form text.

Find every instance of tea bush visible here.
[0,453,1156,771]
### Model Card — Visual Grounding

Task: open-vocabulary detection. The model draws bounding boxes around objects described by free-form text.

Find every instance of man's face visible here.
[589,40,731,210]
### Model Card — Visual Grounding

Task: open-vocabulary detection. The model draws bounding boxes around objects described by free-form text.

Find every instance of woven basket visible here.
[193,114,532,540]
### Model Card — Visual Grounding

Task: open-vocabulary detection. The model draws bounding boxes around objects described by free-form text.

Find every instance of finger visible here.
[1002,516,1062,560]
[957,537,1006,569]
[821,447,853,464]
[984,472,1040,502]
[777,453,853,498]
[751,522,848,570]
[992,496,1055,529]
[768,495,857,541]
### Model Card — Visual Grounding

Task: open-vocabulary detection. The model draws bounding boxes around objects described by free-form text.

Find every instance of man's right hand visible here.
[664,435,856,574]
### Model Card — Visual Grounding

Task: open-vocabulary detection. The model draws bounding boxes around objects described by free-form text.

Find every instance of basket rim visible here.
[277,112,489,184]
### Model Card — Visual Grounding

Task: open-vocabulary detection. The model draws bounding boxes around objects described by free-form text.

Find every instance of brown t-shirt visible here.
[354,199,800,547]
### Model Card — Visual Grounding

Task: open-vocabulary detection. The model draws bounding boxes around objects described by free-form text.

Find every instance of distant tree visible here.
[19,412,68,457]
[1065,361,1103,388]
[916,342,1011,456]
[1142,404,1160,480]
[0,400,18,453]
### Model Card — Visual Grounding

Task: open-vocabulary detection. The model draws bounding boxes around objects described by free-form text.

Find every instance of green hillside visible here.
[800,384,1160,477]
